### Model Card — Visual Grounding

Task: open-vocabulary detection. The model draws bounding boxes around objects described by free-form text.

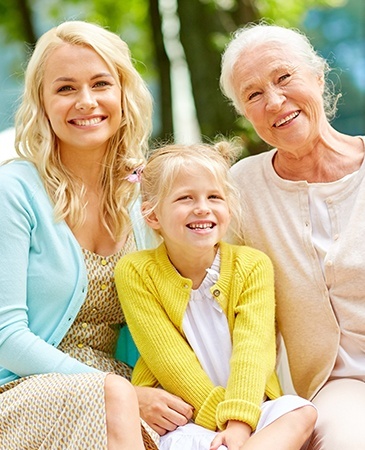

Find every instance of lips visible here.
[273,111,300,127]
[69,116,106,126]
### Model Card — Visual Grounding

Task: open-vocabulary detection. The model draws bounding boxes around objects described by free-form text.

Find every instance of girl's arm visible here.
[216,248,277,431]
[116,256,225,430]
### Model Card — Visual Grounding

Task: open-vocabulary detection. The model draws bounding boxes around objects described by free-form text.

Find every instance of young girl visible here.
[115,142,317,449]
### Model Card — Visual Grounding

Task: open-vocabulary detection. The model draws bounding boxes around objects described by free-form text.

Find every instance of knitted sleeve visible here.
[216,247,277,431]
[115,253,224,430]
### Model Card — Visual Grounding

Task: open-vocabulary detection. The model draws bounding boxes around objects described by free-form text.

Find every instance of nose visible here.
[75,88,98,111]
[193,200,211,215]
[265,86,285,112]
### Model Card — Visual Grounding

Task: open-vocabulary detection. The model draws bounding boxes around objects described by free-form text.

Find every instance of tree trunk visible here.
[176,0,238,140]
[15,0,37,44]
[177,0,268,155]
[148,0,174,141]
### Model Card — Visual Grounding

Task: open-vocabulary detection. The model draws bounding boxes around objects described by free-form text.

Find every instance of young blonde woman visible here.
[0,20,192,449]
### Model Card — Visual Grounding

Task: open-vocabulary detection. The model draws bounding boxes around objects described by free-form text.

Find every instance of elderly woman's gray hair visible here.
[220,22,338,120]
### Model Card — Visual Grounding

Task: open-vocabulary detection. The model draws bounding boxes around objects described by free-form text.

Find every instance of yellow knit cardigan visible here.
[115,241,282,431]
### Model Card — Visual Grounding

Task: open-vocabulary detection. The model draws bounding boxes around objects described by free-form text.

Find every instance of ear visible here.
[141,202,161,231]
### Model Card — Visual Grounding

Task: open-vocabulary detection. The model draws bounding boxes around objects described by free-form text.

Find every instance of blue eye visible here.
[94,81,109,87]
[57,85,74,92]
[93,80,113,89]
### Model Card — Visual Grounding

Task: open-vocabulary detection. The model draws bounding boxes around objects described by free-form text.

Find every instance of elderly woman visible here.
[220,22,365,450]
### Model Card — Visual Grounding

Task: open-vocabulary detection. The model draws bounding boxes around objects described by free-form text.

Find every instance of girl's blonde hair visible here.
[141,141,245,242]
[15,20,153,240]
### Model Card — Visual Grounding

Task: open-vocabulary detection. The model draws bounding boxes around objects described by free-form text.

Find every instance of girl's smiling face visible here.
[146,166,231,257]
[42,43,122,157]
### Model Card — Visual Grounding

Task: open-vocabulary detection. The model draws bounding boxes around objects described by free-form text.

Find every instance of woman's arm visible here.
[0,165,99,381]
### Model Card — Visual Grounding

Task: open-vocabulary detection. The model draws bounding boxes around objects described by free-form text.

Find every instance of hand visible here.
[134,386,194,435]
[210,420,251,450]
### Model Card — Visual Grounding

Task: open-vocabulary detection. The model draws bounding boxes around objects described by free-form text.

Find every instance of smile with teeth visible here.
[187,222,214,229]
[274,111,299,127]
[70,117,104,126]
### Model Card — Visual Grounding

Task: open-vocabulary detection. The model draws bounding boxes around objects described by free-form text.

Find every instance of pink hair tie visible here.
[125,165,145,183]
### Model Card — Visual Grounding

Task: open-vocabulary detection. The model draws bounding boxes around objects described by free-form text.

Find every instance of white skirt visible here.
[159,394,314,449]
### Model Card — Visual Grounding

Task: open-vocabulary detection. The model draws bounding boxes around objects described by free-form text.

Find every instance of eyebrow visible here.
[241,64,292,95]
[52,72,113,84]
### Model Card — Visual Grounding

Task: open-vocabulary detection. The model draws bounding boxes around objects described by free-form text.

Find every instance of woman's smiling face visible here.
[232,42,326,154]
[42,43,122,157]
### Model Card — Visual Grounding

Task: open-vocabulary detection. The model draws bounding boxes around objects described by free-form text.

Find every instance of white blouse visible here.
[308,170,365,380]
[182,251,232,387]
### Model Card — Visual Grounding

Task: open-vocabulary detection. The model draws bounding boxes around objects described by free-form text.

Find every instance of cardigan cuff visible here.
[216,399,261,431]
[131,357,159,387]
[194,386,225,431]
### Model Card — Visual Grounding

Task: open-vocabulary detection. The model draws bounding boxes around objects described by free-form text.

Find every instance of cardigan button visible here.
[213,289,220,297]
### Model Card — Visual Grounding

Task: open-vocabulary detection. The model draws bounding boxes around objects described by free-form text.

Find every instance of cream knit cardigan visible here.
[230,137,365,400]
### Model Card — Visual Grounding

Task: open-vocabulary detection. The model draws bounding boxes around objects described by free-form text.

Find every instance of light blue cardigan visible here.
[0,160,151,386]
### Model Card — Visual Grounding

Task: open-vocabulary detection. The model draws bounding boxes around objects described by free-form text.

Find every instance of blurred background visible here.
[0,0,364,157]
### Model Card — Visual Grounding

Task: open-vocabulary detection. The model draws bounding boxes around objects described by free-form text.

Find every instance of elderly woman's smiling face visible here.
[232,42,326,154]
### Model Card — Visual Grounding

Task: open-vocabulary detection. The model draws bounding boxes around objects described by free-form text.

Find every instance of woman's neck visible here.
[273,134,364,183]
[60,145,105,186]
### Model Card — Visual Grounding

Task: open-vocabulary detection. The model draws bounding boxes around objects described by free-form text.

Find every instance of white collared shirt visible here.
[182,251,232,387]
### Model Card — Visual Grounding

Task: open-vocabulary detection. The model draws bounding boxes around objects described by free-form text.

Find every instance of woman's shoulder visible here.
[230,148,276,175]
[0,160,43,197]
[0,159,38,182]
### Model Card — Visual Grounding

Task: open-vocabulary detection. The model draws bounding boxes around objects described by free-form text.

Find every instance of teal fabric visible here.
[116,196,158,366]
[116,326,140,366]
[0,161,99,386]
[0,162,154,379]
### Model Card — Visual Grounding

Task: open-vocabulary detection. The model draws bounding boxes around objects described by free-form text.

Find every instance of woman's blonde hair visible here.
[15,20,153,240]
[220,21,338,121]
[141,141,245,242]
